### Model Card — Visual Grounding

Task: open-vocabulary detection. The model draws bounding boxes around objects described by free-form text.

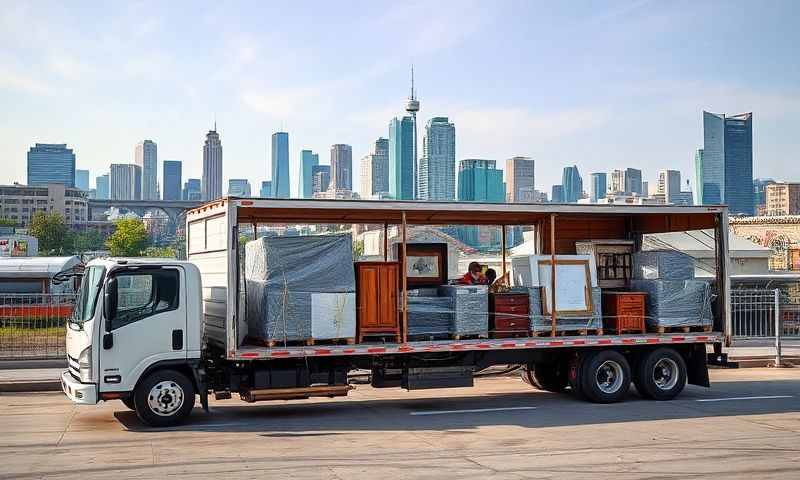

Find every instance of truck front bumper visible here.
[61,370,97,404]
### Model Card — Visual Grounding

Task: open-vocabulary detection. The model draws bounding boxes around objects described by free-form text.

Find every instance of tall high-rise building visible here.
[389,116,415,200]
[75,169,90,191]
[110,163,142,200]
[505,157,535,203]
[162,160,182,201]
[753,178,776,215]
[359,138,390,199]
[405,67,420,199]
[329,144,352,192]
[608,169,624,194]
[693,149,706,205]
[419,117,455,200]
[658,170,681,204]
[182,178,201,201]
[561,165,583,203]
[590,173,607,203]
[457,159,505,202]
[765,182,800,216]
[299,149,319,199]
[698,111,754,214]
[311,165,331,196]
[202,126,223,201]
[95,174,109,200]
[259,181,273,198]
[228,179,251,197]
[271,132,290,198]
[551,185,564,203]
[26,143,76,187]
[135,140,158,200]
[624,168,643,195]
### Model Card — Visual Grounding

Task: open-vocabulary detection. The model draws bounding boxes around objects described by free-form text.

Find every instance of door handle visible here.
[172,329,183,350]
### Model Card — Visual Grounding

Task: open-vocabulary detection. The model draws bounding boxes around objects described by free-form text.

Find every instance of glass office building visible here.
[561,165,583,203]
[271,132,290,198]
[590,172,607,203]
[299,150,319,199]
[162,160,182,201]
[699,111,754,215]
[419,117,456,200]
[389,116,415,200]
[457,159,505,202]
[27,144,76,187]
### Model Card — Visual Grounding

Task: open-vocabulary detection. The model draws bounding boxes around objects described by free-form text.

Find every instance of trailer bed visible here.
[231,331,723,360]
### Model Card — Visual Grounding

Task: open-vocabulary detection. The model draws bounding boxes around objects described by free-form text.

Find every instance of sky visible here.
[1,0,798,195]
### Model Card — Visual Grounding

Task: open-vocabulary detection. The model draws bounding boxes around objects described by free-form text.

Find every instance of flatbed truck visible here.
[61,198,731,426]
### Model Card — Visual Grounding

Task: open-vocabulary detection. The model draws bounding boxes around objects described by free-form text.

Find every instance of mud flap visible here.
[687,344,710,388]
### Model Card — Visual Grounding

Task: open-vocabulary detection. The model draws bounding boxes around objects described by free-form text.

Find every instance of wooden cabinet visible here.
[355,262,401,343]
[602,291,646,334]
[489,293,530,338]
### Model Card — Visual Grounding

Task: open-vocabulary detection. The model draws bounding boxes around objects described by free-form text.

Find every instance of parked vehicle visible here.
[62,198,730,426]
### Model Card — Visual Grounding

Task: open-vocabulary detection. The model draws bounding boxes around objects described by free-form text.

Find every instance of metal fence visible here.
[731,288,800,339]
[0,293,77,360]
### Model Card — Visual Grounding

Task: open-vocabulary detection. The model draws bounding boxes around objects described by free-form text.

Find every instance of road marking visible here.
[410,406,538,416]
[696,395,794,403]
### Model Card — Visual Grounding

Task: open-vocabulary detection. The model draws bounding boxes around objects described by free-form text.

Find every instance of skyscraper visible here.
[228,179,251,197]
[271,132,290,198]
[311,165,331,196]
[457,159,505,202]
[505,157,535,203]
[259,181,273,198]
[419,117,455,200]
[330,144,352,192]
[699,111,754,214]
[202,126,223,200]
[162,160,182,201]
[388,116,415,200]
[299,149,319,199]
[561,165,583,203]
[183,178,201,201]
[75,169,90,191]
[26,144,76,187]
[608,169,625,194]
[110,164,142,200]
[405,67,420,199]
[624,168,643,195]
[359,137,390,199]
[753,178,776,215]
[590,173,607,203]
[551,185,564,203]
[135,140,158,200]
[95,174,109,200]
[658,170,681,204]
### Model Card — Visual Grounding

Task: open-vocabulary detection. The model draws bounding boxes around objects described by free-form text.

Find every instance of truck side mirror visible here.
[104,277,118,332]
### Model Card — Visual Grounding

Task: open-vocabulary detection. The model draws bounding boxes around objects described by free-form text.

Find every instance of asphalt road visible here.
[1,368,799,479]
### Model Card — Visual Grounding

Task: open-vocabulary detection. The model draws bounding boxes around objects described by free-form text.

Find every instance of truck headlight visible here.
[78,346,92,383]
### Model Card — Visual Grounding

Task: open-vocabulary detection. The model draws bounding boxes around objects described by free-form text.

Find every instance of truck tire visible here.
[634,348,687,400]
[567,353,587,400]
[522,363,568,392]
[133,369,195,427]
[121,397,136,411]
[579,350,631,403]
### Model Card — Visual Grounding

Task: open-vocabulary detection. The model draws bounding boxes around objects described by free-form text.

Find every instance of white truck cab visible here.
[62,258,204,426]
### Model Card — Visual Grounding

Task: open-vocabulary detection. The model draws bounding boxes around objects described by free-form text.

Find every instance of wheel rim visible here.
[595,360,624,394]
[147,380,184,416]
[652,358,679,391]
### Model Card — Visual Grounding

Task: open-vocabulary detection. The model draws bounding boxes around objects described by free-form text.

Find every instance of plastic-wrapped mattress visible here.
[633,250,694,280]
[630,279,713,329]
[407,294,454,337]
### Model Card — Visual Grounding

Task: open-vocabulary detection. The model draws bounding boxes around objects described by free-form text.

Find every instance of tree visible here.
[143,245,177,258]
[0,218,16,228]
[29,212,71,255]
[106,219,149,256]
[73,230,105,253]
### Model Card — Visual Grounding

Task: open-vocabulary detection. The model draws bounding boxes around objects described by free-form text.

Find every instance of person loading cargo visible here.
[459,261,487,285]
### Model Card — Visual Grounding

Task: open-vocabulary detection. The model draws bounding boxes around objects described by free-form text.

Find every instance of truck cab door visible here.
[99,266,187,394]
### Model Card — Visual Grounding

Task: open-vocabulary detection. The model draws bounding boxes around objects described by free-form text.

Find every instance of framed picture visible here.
[537,258,593,316]
[395,243,448,287]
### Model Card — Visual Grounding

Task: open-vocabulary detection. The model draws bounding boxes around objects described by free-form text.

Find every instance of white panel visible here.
[206,216,226,251]
[311,293,356,340]
[187,220,205,254]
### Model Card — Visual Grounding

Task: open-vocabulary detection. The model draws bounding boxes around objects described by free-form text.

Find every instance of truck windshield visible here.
[72,266,105,325]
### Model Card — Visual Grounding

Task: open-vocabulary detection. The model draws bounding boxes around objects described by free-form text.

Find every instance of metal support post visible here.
[774,288,783,367]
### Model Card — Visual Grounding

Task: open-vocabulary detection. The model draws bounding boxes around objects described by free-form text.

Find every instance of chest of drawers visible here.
[489,293,530,338]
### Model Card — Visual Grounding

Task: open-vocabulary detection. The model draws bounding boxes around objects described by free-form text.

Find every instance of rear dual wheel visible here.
[569,350,631,403]
[521,363,569,392]
[634,348,687,400]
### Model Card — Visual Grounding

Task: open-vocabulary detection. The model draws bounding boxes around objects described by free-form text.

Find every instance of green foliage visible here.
[105,219,150,256]
[0,218,16,227]
[29,211,71,255]
[353,239,364,259]
[73,229,105,253]
[143,246,177,258]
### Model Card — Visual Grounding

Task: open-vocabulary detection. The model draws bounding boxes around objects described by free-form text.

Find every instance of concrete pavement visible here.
[1,368,799,479]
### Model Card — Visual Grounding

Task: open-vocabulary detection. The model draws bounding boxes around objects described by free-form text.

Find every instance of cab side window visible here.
[109,269,179,330]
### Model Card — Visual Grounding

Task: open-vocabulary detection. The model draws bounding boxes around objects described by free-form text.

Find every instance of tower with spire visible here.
[405,67,420,199]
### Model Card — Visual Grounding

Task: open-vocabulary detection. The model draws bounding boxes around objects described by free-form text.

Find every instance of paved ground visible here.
[1,369,799,479]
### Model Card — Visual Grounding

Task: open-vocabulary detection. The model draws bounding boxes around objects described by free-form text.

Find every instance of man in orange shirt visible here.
[459,261,487,285]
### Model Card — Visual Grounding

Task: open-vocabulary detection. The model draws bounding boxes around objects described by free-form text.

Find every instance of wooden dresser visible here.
[601,291,647,335]
[489,293,530,338]
[355,262,401,342]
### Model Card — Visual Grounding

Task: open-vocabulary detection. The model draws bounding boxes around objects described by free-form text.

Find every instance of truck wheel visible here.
[634,348,687,400]
[579,350,631,403]
[134,369,195,427]
[121,397,136,411]
[522,363,568,392]
[567,353,587,399]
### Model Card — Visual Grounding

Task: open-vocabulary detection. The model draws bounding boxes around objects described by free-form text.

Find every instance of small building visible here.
[0,234,38,257]
[0,256,82,294]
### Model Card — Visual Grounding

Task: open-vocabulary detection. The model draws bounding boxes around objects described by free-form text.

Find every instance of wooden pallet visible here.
[452,333,489,341]
[249,336,355,348]
[531,328,604,337]
[407,333,452,342]
[652,325,713,334]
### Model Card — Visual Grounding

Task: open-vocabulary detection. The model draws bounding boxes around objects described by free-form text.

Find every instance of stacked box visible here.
[245,234,356,343]
[633,250,694,280]
[530,287,603,332]
[630,279,713,329]
[438,285,489,337]
[407,295,454,336]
